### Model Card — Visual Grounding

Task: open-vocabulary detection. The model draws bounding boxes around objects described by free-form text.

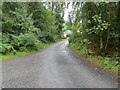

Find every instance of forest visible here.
[1,2,65,56]
[67,2,120,70]
[1,2,120,71]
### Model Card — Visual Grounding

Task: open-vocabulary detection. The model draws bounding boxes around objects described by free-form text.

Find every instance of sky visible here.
[63,2,72,21]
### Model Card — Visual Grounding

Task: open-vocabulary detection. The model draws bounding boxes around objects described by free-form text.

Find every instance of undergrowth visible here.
[69,43,119,72]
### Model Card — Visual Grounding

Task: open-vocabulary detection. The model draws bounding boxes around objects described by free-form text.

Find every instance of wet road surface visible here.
[2,40,118,88]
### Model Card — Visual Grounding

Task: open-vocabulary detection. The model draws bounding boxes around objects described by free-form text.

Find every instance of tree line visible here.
[1,2,65,54]
[68,2,119,62]
[1,2,120,64]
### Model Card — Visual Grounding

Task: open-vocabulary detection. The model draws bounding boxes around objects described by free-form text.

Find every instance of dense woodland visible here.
[67,2,120,64]
[1,2,120,67]
[1,2,65,54]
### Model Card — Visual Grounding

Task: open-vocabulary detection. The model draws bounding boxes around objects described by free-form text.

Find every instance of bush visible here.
[1,33,40,54]
[19,33,40,51]
[2,33,10,44]
[38,32,55,43]
[46,34,55,43]
[0,43,16,54]
[8,34,21,50]
[69,32,83,43]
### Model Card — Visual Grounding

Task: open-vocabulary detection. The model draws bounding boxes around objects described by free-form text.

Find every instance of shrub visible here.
[0,43,16,54]
[19,33,40,51]
[2,33,10,44]
[1,33,40,54]
[8,34,21,50]
[69,32,84,43]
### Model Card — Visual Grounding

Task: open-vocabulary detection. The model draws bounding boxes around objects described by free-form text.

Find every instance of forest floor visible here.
[2,40,118,88]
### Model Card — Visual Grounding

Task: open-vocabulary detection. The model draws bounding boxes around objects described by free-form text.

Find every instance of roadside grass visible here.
[0,52,31,61]
[0,39,65,61]
[69,43,119,72]
[0,43,51,61]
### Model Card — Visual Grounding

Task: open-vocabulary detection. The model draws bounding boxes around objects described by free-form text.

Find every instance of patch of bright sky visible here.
[63,2,73,21]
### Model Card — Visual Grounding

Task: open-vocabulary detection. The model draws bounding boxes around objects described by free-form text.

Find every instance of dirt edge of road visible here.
[67,46,119,81]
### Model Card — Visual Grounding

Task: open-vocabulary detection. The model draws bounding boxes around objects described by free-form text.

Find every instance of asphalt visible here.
[2,40,119,88]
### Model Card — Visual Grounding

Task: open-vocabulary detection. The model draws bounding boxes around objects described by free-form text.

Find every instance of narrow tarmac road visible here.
[2,40,118,88]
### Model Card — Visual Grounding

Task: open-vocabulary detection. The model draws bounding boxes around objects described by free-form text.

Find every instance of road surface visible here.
[2,40,118,88]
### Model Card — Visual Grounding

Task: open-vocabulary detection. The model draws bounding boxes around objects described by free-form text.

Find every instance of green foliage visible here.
[0,43,15,54]
[2,33,10,44]
[69,32,82,43]
[69,2,119,56]
[38,32,55,43]
[18,33,39,51]
[69,43,119,71]
[1,33,39,54]
[2,2,64,55]
[88,14,110,34]
[27,2,59,40]
[68,2,119,71]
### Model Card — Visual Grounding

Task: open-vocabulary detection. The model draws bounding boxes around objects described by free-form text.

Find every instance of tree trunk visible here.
[100,31,103,51]
[104,3,111,54]
[105,28,110,53]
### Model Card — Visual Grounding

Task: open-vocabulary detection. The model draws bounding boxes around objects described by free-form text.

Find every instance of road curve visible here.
[2,40,118,88]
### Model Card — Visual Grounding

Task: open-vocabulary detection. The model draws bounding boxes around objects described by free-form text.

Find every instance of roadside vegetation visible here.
[67,2,120,72]
[0,2,65,60]
[69,43,118,72]
[1,2,119,72]
[1,42,55,60]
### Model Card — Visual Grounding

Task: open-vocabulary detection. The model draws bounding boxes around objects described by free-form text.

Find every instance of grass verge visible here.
[0,39,65,61]
[69,43,119,72]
